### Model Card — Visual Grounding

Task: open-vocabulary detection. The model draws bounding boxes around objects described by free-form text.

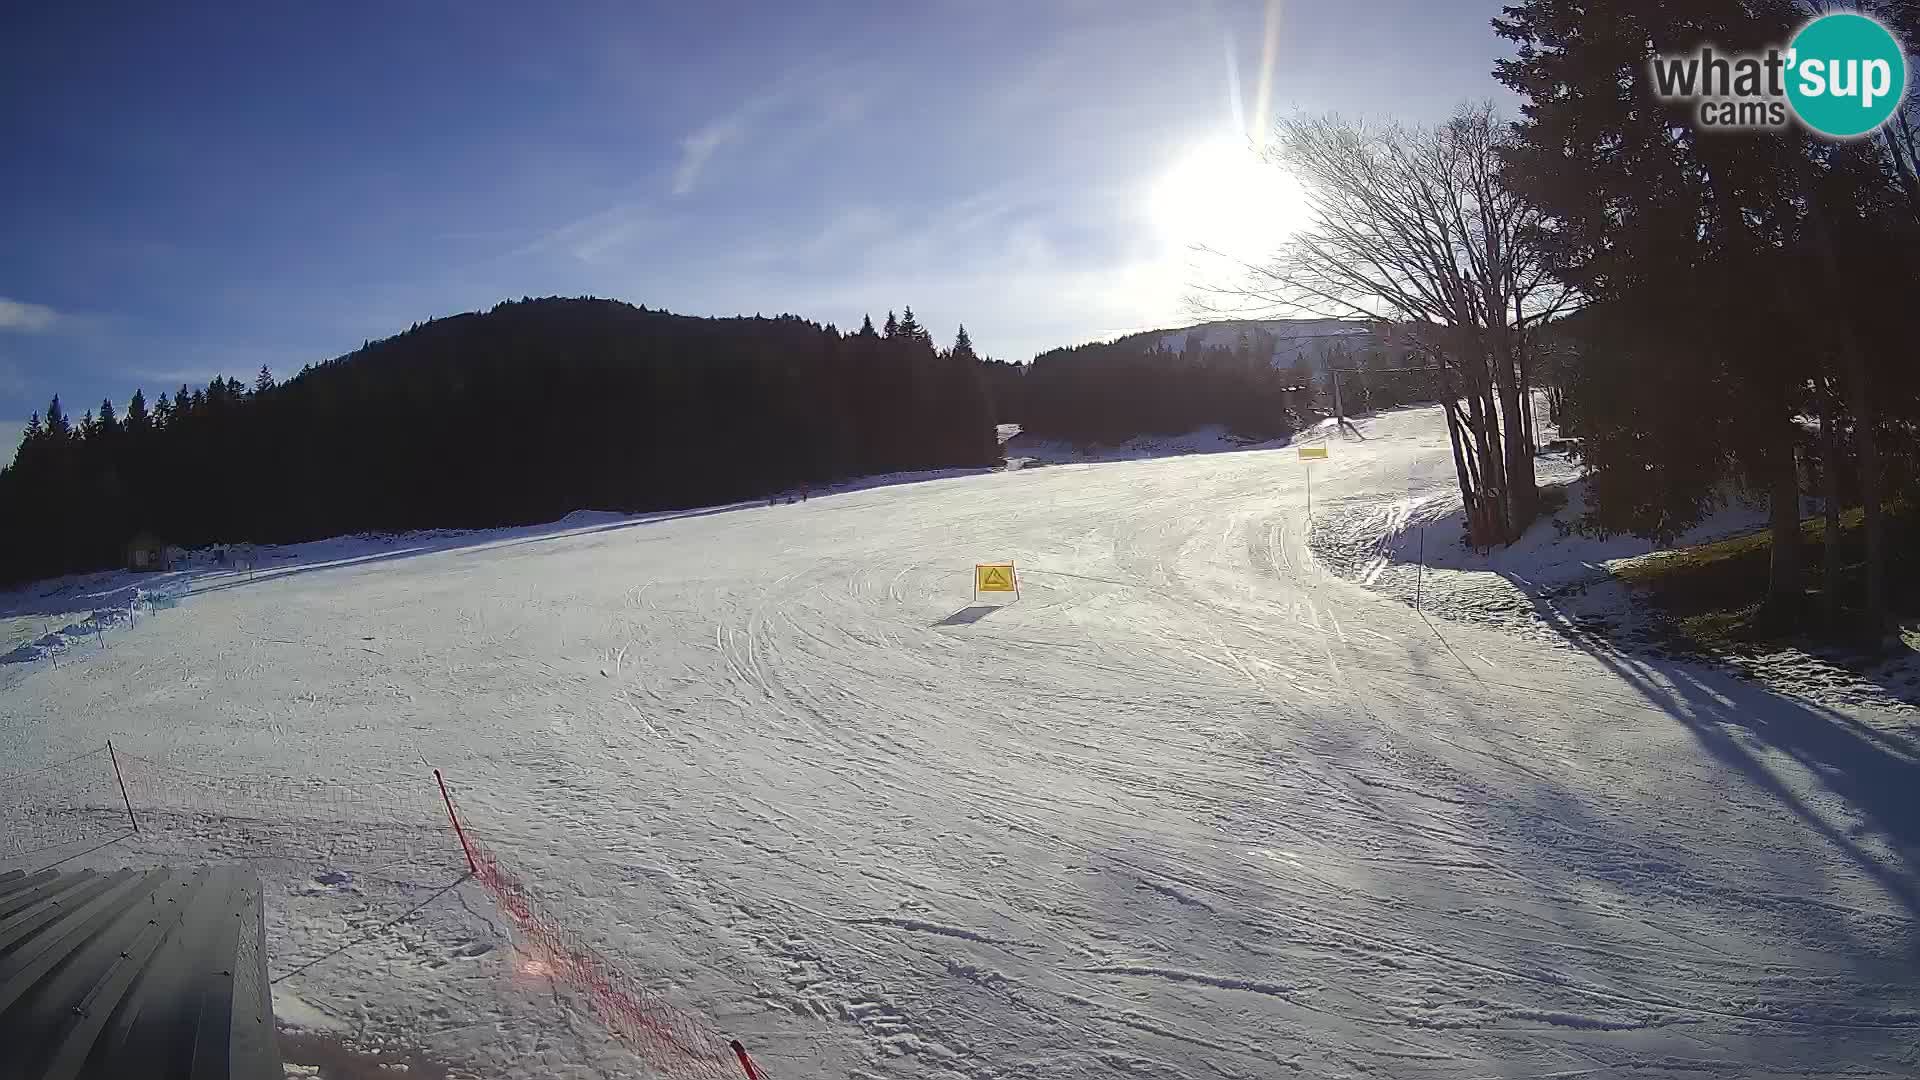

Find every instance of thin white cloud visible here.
[668,64,835,197]
[672,119,743,196]
[504,203,662,266]
[0,298,59,333]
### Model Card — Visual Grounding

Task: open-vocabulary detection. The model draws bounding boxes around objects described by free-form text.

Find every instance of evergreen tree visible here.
[1023,336,1297,444]
[255,365,275,394]
[857,314,878,338]
[97,398,119,438]
[951,324,977,363]
[1492,0,1897,619]
[882,311,899,338]
[898,306,930,345]
[45,396,67,440]
[978,359,1029,423]
[127,389,150,434]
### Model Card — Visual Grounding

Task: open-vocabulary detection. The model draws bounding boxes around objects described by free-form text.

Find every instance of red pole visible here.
[730,1040,764,1080]
[434,769,479,875]
[107,740,138,834]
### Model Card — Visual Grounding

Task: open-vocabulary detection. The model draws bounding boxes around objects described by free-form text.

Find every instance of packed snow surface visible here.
[3,405,1916,1078]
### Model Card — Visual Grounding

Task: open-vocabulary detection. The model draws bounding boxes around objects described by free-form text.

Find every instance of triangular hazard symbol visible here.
[982,567,1010,587]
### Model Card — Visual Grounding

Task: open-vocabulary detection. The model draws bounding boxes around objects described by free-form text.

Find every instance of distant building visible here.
[125,530,170,572]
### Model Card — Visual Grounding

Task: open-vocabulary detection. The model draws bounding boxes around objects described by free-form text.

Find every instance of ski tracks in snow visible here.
[7,408,1917,1078]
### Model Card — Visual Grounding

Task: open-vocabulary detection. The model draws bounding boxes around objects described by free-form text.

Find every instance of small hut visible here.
[125,531,170,572]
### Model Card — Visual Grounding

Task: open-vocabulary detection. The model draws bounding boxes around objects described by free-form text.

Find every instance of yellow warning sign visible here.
[1297,446,1329,460]
[975,563,1018,593]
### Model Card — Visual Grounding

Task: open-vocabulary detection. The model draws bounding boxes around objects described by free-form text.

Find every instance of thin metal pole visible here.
[435,769,479,875]
[1416,525,1425,613]
[107,740,138,833]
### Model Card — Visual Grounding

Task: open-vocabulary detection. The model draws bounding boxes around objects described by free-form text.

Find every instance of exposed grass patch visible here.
[1611,502,1914,654]
[1536,481,1571,520]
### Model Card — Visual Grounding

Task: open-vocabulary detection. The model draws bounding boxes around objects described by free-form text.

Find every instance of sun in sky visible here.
[1146,135,1312,264]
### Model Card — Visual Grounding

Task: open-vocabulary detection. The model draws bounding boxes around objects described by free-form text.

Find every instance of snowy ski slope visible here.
[3,406,1916,1078]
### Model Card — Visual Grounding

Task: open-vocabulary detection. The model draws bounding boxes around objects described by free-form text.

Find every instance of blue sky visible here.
[0,1,1514,462]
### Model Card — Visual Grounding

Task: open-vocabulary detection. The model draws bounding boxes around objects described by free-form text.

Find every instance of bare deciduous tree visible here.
[1194,104,1573,545]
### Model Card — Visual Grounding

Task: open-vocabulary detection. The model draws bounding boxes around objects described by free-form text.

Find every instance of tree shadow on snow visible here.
[1493,585,1920,920]
[1308,627,1920,1070]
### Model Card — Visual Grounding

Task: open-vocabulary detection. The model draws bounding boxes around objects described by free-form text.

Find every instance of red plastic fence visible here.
[0,747,767,1079]
[439,775,765,1080]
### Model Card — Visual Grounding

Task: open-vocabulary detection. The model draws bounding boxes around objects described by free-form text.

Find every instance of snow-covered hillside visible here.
[1130,317,1376,369]
[3,405,1916,1079]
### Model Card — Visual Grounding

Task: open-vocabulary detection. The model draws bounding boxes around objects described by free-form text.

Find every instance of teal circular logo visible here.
[1786,13,1908,137]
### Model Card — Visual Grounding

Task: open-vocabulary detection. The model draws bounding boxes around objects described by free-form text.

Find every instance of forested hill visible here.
[1012,321,1436,447]
[0,297,999,582]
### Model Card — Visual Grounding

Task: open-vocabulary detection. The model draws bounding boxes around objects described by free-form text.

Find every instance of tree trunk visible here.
[1442,398,1478,531]
[1496,370,1536,539]
[1699,146,1806,614]
[1484,319,1536,541]
[1450,396,1484,497]
[1795,154,1888,639]
[1518,337,1536,449]
[1463,366,1507,542]
[1819,385,1842,633]
[1843,367,1886,638]
[1480,384,1509,539]
[1764,418,1804,620]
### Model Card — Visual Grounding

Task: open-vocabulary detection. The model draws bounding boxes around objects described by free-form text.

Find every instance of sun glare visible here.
[1148,137,1309,260]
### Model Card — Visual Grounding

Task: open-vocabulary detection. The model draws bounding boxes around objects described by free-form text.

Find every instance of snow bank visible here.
[1310,446,1919,711]
[1314,456,1768,603]
[0,580,161,665]
[1004,423,1291,467]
